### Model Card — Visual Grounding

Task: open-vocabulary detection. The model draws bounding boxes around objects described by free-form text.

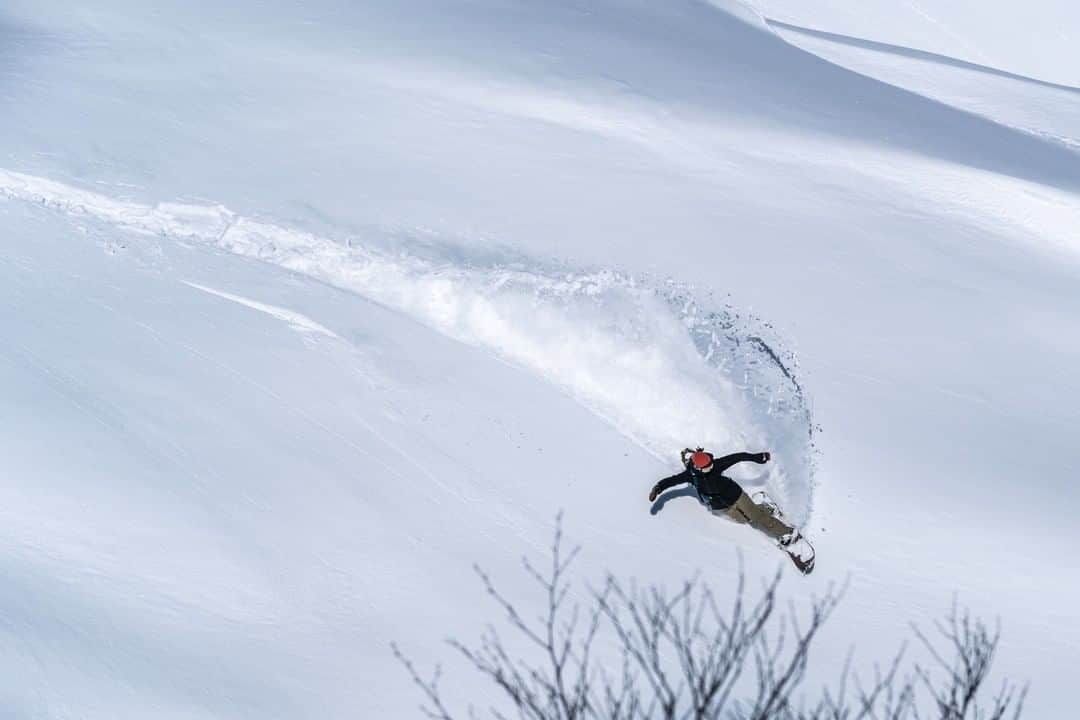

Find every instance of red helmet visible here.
[690,451,714,473]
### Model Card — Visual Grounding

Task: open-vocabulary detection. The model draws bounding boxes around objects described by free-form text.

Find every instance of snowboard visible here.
[751,491,816,575]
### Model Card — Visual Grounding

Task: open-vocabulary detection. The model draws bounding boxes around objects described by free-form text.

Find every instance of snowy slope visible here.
[751,0,1080,87]
[763,17,1080,154]
[0,168,815,515]
[1,179,813,718]
[2,1,1079,718]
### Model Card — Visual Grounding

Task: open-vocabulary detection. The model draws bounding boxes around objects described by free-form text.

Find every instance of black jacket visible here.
[653,452,768,510]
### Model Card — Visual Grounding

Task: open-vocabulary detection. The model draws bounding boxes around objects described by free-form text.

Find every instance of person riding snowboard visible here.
[648,448,801,548]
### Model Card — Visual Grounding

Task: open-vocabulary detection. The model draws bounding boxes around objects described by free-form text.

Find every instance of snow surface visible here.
[1,0,1079,717]
[754,0,1080,87]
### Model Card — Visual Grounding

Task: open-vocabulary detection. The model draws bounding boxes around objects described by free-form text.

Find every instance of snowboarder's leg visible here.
[720,494,814,574]
[716,503,749,524]
[750,490,782,519]
[730,492,794,541]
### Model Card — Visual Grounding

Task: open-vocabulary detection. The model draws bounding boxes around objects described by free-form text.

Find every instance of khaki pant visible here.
[713,491,793,541]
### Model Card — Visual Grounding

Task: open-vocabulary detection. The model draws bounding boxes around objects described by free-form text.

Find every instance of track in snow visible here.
[0,169,817,522]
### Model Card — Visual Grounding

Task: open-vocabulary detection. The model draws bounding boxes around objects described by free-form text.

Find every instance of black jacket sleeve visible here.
[711,452,768,474]
[653,468,692,494]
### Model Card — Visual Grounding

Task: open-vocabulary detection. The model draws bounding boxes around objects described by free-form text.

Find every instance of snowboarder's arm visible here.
[712,451,770,474]
[649,469,691,502]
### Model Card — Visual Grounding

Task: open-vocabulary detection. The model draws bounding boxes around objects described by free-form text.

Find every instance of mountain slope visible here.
[1,0,1078,717]
[4,199,734,717]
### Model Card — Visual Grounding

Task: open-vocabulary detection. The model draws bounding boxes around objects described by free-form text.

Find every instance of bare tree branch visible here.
[393,521,1025,720]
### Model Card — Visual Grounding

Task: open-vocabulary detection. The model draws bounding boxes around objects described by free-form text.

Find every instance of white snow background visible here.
[1,0,1078,717]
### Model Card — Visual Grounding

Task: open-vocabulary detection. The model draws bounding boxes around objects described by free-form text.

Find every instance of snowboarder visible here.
[648,448,814,573]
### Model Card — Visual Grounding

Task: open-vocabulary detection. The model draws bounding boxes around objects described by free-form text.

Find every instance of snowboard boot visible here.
[751,490,782,519]
[778,531,815,575]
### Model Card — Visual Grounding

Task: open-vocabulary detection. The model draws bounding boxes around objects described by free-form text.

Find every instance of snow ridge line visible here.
[0,169,815,523]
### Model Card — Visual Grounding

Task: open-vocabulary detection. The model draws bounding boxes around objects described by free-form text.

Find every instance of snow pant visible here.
[713,491,794,542]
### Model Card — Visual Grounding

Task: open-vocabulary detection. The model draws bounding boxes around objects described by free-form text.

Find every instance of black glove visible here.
[759,451,771,463]
[648,485,660,502]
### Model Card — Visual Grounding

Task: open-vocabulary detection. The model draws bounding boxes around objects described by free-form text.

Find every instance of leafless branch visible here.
[393,522,1025,720]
